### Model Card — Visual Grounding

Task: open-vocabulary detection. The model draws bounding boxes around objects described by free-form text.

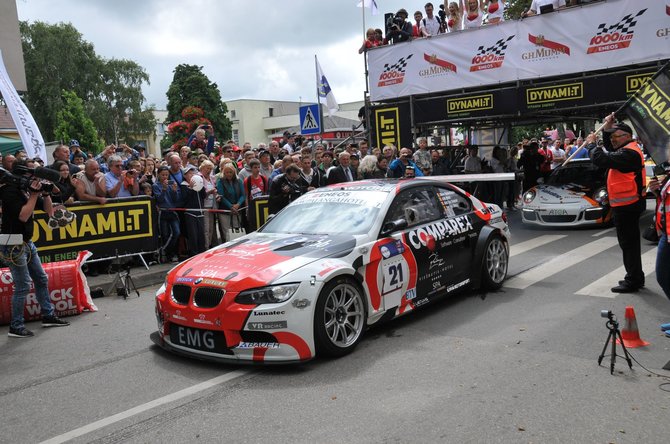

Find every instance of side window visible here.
[435,186,472,216]
[384,187,443,228]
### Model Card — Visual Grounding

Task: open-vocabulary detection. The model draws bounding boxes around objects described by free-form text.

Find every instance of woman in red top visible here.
[358,28,381,54]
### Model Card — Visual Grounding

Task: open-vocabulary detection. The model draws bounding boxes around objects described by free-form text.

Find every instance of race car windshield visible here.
[547,164,606,186]
[261,190,387,235]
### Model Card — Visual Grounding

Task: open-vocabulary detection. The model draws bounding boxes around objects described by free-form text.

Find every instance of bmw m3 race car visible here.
[151,178,510,363]
[521,159,611,227]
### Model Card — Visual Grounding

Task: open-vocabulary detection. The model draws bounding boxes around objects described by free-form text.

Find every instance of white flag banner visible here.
[0,50,46,161]
[367,0,669,101]
[357,0,379,16]
[316,57,339,116]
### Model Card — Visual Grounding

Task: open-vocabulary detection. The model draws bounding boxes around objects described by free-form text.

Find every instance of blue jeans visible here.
[159,211,180,257]
[2,241,53,330]
[657,234,670,300]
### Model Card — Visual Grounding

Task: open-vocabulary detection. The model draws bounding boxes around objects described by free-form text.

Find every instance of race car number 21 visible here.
[382,258,409,295]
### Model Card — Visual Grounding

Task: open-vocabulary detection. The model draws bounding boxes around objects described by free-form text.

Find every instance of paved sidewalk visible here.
[85,262,173,296]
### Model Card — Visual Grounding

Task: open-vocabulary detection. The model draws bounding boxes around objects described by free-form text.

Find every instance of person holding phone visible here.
[153,166,181,262]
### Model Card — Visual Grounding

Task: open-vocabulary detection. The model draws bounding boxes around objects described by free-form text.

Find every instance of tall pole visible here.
[315,55,324,147]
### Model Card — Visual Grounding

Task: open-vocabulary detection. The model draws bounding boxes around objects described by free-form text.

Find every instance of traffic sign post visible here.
[299,104,321,135]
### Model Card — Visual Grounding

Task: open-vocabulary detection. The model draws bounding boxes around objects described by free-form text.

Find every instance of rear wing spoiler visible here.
[423,173,516,183]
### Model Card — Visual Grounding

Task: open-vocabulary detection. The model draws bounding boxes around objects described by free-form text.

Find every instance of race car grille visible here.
[193,287,225,308]
[541,215,576,223]
[171,284,191,305]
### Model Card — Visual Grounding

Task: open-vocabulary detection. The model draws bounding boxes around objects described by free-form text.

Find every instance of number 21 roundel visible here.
[365,238,418,312]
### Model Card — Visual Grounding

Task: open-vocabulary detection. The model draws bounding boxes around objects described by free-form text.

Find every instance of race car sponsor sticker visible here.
[379,239,405,259]
[382,256,409,295]
[408,215,474,250]
[236,342,280,349]
[247,321,288,330]
[404,288,417,301]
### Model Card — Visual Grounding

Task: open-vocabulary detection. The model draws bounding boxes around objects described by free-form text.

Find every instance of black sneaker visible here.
[8,327,34,338]
[42,316,70,327]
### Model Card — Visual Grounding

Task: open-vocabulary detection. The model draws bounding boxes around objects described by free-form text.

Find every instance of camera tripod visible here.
[597,312,633,375]
[106,251,140,299]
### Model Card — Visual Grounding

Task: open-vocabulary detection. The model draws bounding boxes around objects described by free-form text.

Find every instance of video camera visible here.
[0,165,61,194]
[386,14,405,32]
[438,4,446,22]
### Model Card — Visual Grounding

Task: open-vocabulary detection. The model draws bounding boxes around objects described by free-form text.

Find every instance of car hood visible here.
[534,183,595,204]
[169,232,357,291]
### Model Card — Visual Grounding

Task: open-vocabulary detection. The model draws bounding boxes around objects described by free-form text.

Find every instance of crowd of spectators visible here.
[359,0,601,50]
[0,120,594,269]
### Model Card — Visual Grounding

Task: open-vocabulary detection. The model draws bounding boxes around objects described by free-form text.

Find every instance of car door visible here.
[379,186,445,311]
[432,185,482,288]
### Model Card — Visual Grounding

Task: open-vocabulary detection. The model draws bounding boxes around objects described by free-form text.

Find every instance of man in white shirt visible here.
[549,139,566,169]
[419,2,443,37]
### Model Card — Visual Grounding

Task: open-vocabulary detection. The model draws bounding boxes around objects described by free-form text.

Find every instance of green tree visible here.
[163,64,231,150]
[54,90,103,152]
[20,21,101,141]
[505,0,532,20]
[89,58,153,145]
[20,21,155,148]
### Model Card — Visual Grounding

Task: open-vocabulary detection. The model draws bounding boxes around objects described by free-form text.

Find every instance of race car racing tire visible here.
[480,235,508,290]
[314,276,367,358]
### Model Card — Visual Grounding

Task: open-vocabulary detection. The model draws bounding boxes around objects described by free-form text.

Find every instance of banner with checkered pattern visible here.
[368,0,669,101]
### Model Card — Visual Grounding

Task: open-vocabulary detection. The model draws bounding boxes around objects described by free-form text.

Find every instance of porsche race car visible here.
[151,178,510,363]
[521,159,611,227]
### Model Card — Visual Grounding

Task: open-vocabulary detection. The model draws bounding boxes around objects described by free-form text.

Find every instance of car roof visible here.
[318,178,445,194]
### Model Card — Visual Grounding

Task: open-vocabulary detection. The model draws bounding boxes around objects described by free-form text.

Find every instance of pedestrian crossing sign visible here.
[299,104,320,135]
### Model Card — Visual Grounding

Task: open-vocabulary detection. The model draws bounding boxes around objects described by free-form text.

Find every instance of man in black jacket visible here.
[269,165,306,214]
[327,152,356,185]
[586,116,646,293]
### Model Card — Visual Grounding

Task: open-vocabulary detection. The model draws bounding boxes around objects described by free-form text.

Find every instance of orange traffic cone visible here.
[617,306,650,348]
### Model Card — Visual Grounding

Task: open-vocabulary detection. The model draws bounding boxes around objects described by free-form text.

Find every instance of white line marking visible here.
[505,236,619,290]
[592,227,615,237]
[510,235,567,257]
[40,369,250,444]
[575,249,658,298]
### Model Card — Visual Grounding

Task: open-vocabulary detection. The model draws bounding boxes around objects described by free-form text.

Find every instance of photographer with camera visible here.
[104,155,139,198]
[386,9,413,44]
[388,148,424,178]
[1,159,70,337]
[269,164,305,214]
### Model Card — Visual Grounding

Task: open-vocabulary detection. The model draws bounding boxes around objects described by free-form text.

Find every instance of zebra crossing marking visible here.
[574,248,658,298]
[505,236,619,290]
[510,235,567,257]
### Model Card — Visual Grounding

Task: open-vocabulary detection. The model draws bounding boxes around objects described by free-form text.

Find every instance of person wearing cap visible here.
[319,150,335,177]
[586,115,646,293]
[180,164,207,256]
[282,132,296,154]
[386,8,413,44]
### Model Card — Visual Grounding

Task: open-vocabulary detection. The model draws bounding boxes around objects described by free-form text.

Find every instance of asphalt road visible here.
[2,203,670,444]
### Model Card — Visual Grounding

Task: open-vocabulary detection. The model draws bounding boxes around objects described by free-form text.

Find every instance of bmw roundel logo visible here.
[194,278,203,285]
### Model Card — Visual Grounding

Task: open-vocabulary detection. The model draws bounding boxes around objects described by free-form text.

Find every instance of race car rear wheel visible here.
[314,276,367,358]
[481,235,508,290]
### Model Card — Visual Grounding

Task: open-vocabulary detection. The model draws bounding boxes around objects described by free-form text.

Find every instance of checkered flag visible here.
[595,8,647,36]
[382,54,414,73]
[475,35,515,56]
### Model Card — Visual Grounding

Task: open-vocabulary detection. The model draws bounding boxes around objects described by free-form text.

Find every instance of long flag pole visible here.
[315,55,324,146]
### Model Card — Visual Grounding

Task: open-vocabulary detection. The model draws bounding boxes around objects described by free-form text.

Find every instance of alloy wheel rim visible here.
[486,239,508,283]
[323,283,364,347]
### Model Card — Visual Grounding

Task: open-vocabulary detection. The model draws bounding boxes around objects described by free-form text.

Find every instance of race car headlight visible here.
[523,190,536,204]
[594,187,609,205]
[235,283,300,305]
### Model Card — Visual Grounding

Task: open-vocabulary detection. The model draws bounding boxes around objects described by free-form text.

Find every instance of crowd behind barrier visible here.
[1,125,620,274]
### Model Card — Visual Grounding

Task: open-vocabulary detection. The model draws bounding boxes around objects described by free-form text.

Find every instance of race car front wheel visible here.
[314,276,367,358]
[481,235,508,290]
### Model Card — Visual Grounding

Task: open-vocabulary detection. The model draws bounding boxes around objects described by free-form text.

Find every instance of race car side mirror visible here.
[380,218,408,237]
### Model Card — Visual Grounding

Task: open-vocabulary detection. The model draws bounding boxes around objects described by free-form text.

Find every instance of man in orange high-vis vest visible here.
[586,115,646,293]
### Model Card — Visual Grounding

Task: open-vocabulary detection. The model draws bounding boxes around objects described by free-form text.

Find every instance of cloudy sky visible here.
[17,0,412,109]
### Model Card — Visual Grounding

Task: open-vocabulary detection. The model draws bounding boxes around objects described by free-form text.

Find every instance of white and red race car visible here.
[521,159,612,227]
[151,178,510,363]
